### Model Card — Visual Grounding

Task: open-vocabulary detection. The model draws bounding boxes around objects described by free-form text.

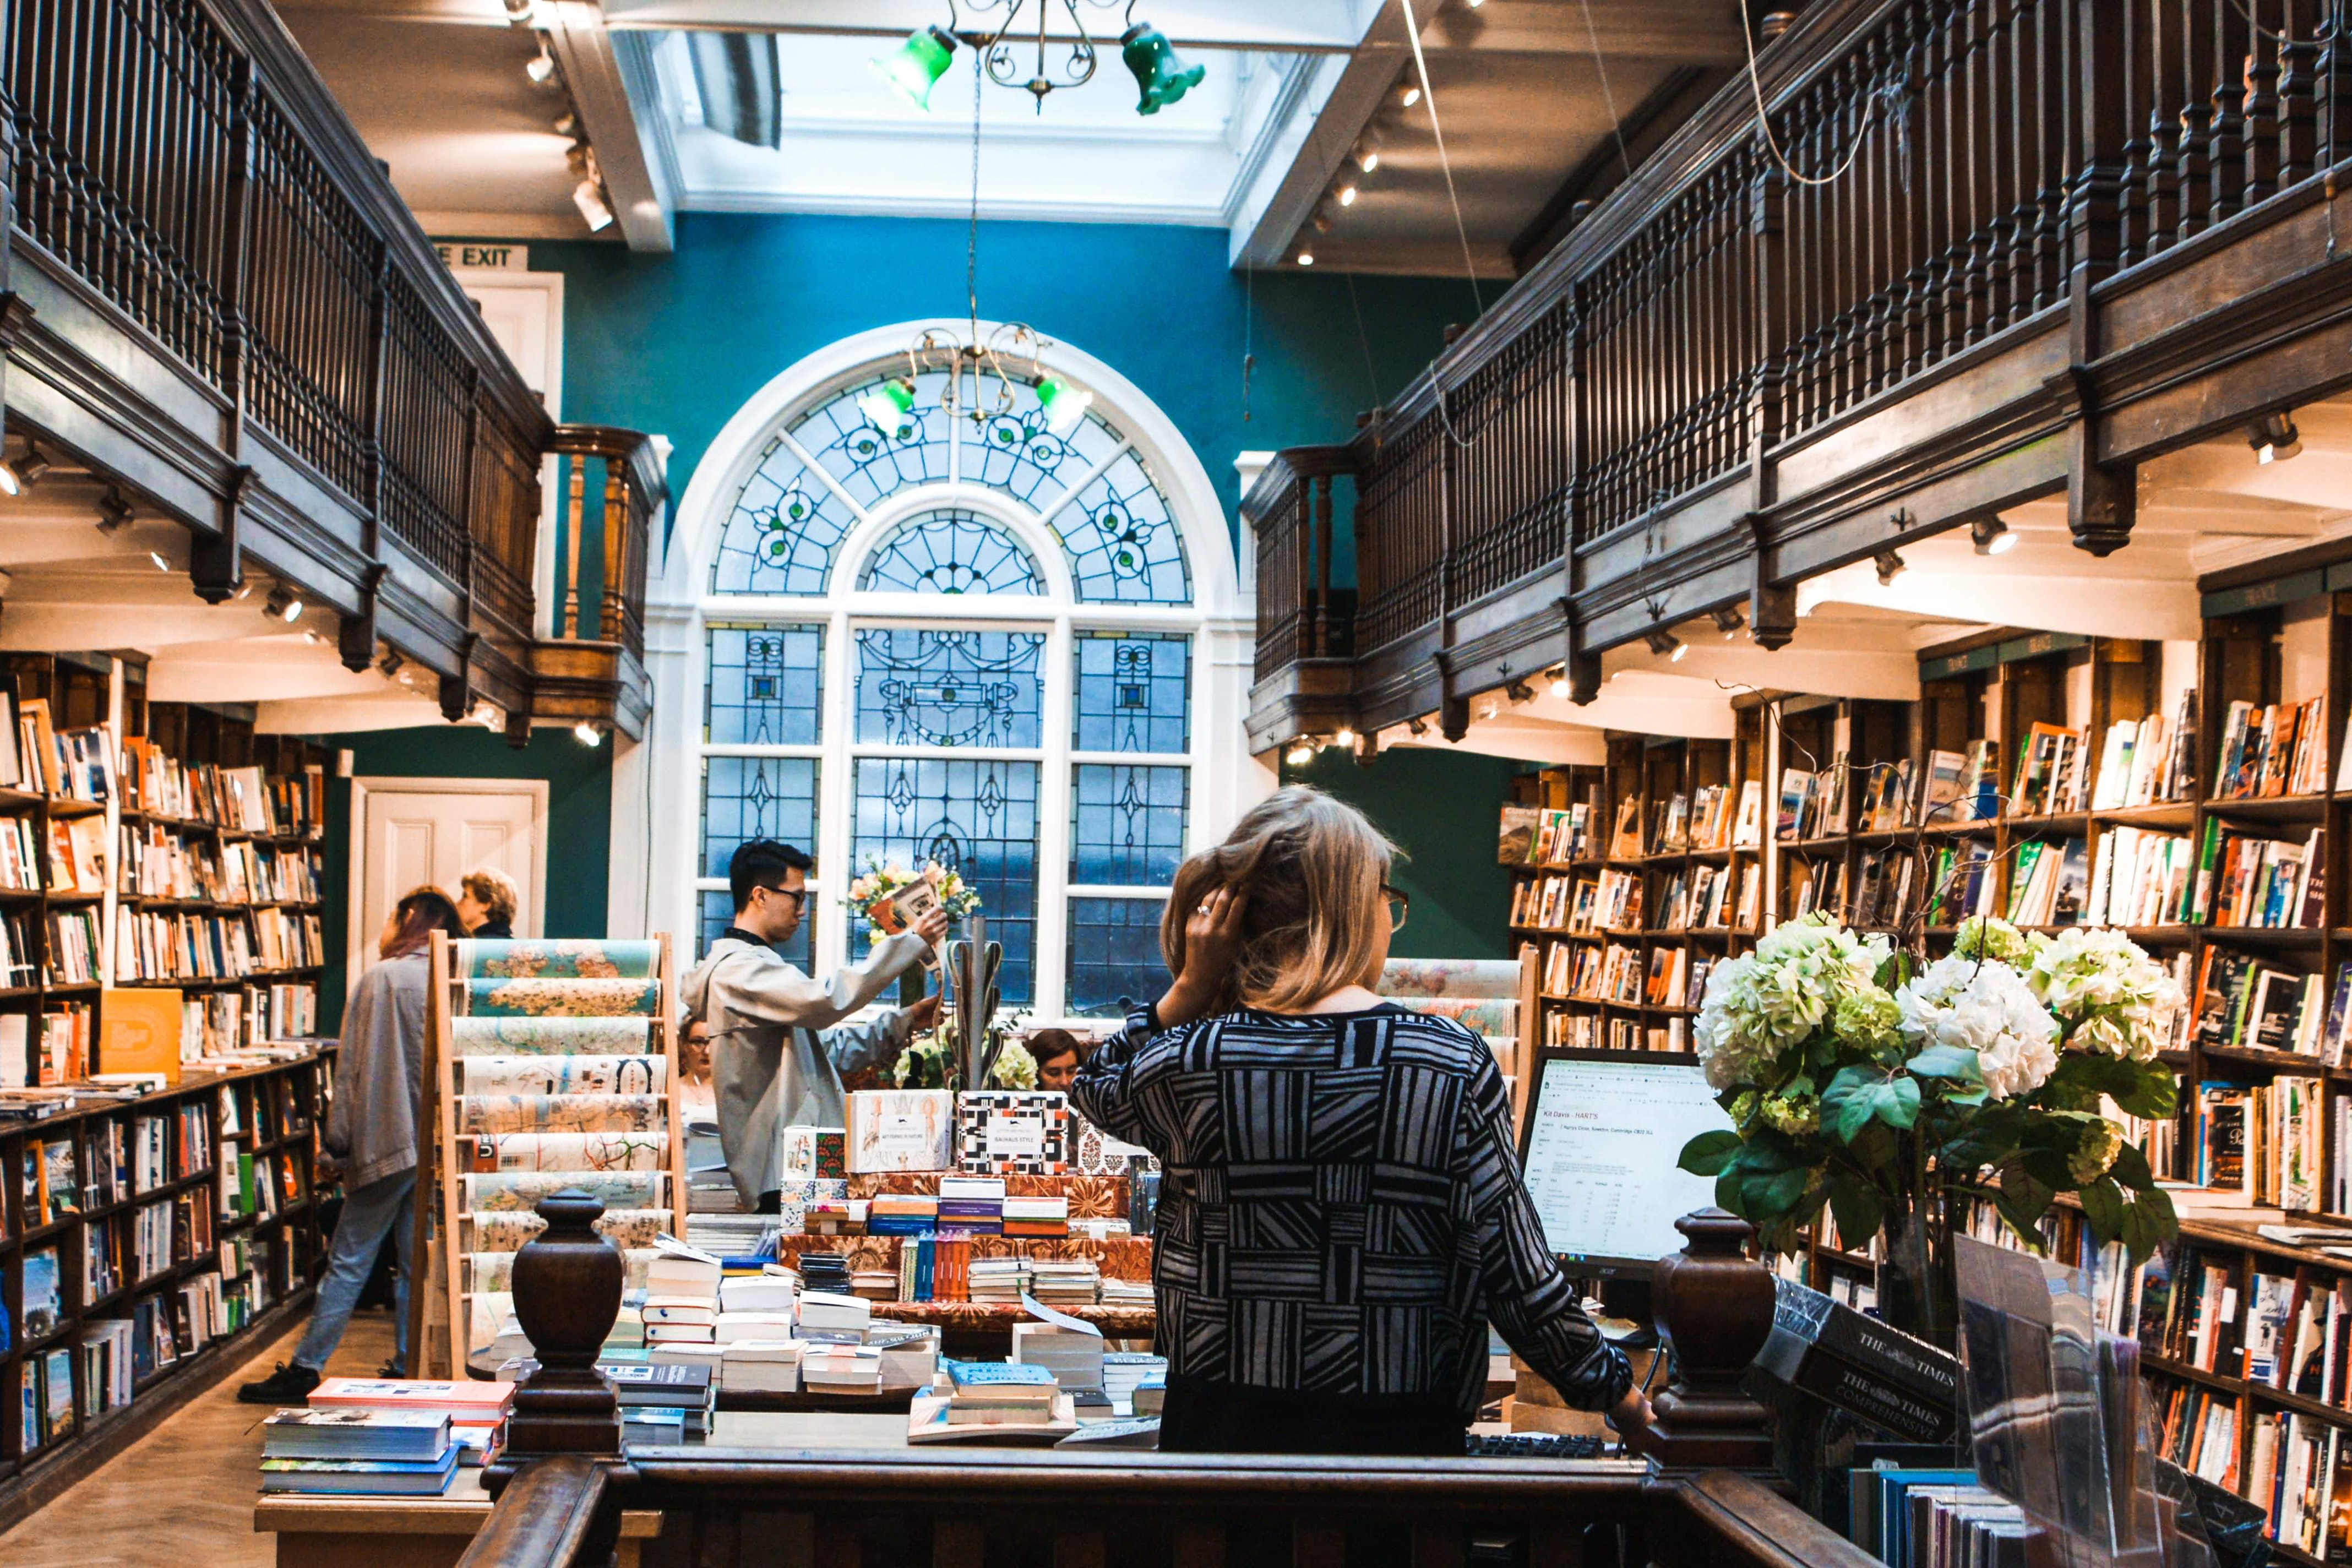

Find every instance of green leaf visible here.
[1823,1065,1883,1142]
[1679,1130,1745,1177]
[1847,1120,1899,1173]
[1715,1167,1747,1218]
[1905,1044,1985,1082]
[1874,1076,1921,1130]
[1996,1163,2057,1239]
[2077,1175,2126,1242]
[1826,1177,1885,1249]
[1745,1166,1810,1219]
[2118,1184,2178,1262]
[2107,1140,2155,1191]
[2109,1065,2179,1121]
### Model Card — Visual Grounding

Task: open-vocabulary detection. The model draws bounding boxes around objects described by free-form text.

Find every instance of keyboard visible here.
[1463,1431,1604,1459]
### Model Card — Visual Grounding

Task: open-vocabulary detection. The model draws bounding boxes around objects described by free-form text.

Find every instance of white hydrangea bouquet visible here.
[1680,912,2184,1330]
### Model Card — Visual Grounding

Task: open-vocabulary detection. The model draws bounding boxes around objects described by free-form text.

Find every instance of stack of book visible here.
[797,1253,852,1295]
[303,1379,516,1469]
[1103,1352,1167,1414]
[968,1258,1031,1302]
[259,1407,460,1496]
[720,1338,801,1394]
[1011,1318,1104,1390]
[719,1267,796,1316]
[869,1322,941,1387]
[868,1193,938,1236]
[937,1175,1005,1233]
[803,1343,883,1392]
[849,1268,900,1300]
[797,1289,872,1336]
[644,1241,723,1348]
[1131,1375,1166,1416]
[1027,1260,1098,1306]
[908,1360,1077,1444]
[597,1362,714,1445]
[1003,1198,1068,1240]
[1098,1276,1153,1308]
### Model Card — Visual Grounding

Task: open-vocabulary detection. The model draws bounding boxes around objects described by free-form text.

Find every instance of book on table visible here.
[307,1378,516,1425]
[258,1450,462,1496]
[907,1389,1078,1444]
[260,1407,453,1463]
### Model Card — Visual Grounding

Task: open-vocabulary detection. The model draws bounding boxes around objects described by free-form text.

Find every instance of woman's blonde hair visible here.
[1161,785,1393,1013]
[461,865,519,924]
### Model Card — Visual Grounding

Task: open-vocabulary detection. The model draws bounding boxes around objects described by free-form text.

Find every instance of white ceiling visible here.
[275,0,1749,275]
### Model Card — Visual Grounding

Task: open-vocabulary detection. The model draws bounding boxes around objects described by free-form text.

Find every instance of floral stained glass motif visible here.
[712,436,857,596]
[1071,765,1189,885]
[858,510,1043,596]
[957,380,1124,509]
[1052,449,1190,605]
[854,630,1043,748]
[1072,632,1190,754]
[794,371,954,512]
[700,756,818,878]
[853,758,1038,1006]
[706,623,824,744]
[1066,896,1166,1017]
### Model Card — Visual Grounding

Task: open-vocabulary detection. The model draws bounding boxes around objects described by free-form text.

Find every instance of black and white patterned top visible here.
[1072,1002,1633,1420]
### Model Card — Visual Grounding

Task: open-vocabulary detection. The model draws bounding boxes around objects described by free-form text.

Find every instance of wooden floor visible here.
[2,1310,399,1566]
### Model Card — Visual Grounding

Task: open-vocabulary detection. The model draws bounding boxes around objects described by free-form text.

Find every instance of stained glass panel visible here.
[858,510,1043,596]
[699,756,819,878]
[853,758,1037,1006]
[1072,631,1191,754]
[1066,896,1166,1017]
[699,888,812,969]
[706,623,824,744]
[711,436,856,596]
[793,371,954,511]
[1071,765,1188,885]
[958,381,1124,509]
[1053,450,1190,605]
[854,629,1043,748]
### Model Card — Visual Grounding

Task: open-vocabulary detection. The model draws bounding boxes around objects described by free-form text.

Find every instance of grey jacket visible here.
[326,952,429,1190]
[679,932,929,1205]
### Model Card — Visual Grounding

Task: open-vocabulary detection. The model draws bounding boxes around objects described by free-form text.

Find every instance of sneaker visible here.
[376,1359,406,1379]
[237,1361,320,1405]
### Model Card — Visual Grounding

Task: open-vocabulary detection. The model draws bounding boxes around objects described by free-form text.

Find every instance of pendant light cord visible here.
[1396,0,1484,315]
[1575,0,1635,181]
[968,44,984,342]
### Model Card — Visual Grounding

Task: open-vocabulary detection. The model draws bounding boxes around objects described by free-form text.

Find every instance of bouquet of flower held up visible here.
[1678,914,2184,1262]
[846,855,981,942]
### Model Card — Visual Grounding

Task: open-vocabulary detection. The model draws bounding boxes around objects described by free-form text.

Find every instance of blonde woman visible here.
[1072,786,1649,1456]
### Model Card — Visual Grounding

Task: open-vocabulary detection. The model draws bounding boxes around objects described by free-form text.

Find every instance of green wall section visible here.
[1282,747,1517,961]
[318,727,612,1031]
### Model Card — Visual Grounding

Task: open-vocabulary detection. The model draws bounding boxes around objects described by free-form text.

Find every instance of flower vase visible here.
[1875,1199,1958,1354]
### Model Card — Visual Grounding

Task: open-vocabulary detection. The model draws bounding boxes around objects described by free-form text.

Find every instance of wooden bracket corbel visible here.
[1745,513,1796,651]
[2046,366,2135,557]
[338,562,386,672]
[439,632,480,722]
[189,464,254,605]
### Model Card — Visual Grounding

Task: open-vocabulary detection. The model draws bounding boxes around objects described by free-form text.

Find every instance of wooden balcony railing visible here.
[1247,0,2352,746]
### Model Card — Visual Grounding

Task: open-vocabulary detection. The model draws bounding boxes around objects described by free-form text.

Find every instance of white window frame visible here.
[621,320,1267,1024]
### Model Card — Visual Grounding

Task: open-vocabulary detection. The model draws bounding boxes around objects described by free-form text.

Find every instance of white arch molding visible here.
[608,319,1273,1024]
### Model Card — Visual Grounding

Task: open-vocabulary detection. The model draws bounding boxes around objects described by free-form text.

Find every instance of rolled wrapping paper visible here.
[449,1016,654,1057]
[456,1054,669,1096]
[1378,957,1522,999]
[467,1206,668,1253]
[457,1092,665,1134]
[455,938,661,979]
[460,1169,667,1213]
[1400,998,1518,1036]
[466,1246,657,1294]
[458,977,662,1018]
[453,1131,668,1173]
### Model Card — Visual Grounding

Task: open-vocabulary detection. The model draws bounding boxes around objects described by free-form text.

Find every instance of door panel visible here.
[354,785,546,977]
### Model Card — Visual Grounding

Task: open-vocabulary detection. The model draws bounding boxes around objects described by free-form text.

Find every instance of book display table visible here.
[253,1466,665,1568]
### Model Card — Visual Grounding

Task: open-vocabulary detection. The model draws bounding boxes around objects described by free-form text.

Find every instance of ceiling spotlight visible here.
[1477,698,1499,721]
[1,442,52,493]
[1970,515,2016,556]
[871,24,957,111]
[1548,667,1571,699]
[1283,737,1316,767]
[1333,726,1357,748]
[502,0,532,18]
[1645,628,1686,662]
[525,39,557,84]
[301,628,322,645]
[574,721,603,748]
[148,551,171,573]
[2249,411,2302,465]
[1354,145,1381,175]
[1875,548,1907,585]
[265,584,303,622]
[1035,375,1093,438]
[1397,81,1422,109]
[1338,183,1359,207]
[857,377,916,435]
[1710,606,1745,638]
[1406,715,1430,736]
[377,649,405,678]
[1505,679,1534,704]
[95,488,132,534]
[572,179,614,233]
[552,111,578,138]
[1296,249,1315,266]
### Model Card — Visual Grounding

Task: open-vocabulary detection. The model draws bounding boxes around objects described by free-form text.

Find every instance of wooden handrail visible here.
[1676,1471,1890,1568]
[547,425,665,660]
[454,1457,614,1568]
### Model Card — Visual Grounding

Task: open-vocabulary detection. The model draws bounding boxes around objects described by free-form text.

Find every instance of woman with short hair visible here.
[456,865,519,939]
[1072,786,1648,1456]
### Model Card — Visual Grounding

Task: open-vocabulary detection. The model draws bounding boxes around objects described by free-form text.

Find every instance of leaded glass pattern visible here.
[854,629,1043,748]
[858,510,1043,596]
[958,382,1124,508]
[700,756,819,878]
[1073,632,1190,753]
[853,758,1038,1006]
[712,436,857,595]
[794,371,955,511]
[1071,765,1188,885]
[706,623,824,744]
[1054,449,1190,605]
[699,888,812,969]
[1065,896,1166,1017]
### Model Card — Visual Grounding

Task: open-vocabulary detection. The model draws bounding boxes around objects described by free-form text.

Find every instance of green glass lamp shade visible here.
[1035,374,1094,438]
[1121,23,1205,116]
[857,377,917,434]
[872,24,957,111]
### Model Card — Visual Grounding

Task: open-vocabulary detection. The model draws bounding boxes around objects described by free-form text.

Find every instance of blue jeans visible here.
[293,1169,416,1373]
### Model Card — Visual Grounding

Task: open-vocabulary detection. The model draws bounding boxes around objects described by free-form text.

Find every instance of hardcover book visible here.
[1752,1275,1962,1444]
[845,1089,955,1174]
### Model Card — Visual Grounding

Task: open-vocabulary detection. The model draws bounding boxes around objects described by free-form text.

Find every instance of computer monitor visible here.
[1516,1050,1736,1278]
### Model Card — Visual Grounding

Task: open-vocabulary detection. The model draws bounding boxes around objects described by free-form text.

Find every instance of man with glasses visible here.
[682,840,947,1212]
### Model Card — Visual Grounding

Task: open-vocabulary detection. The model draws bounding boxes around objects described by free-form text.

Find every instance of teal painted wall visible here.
[1282,747,1517,961]
[319,727,612,1031]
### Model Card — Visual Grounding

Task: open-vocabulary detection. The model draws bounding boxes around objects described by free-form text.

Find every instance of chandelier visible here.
[856,324,1093,443]
[872,1,1206,115]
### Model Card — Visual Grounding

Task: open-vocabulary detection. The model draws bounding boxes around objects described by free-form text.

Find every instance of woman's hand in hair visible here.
[1158,885,1247,1028]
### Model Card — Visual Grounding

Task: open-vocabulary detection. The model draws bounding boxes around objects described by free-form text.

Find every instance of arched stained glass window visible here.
[712,437,856,596]
[858,510,1043,596]
[1054,450,1190,604]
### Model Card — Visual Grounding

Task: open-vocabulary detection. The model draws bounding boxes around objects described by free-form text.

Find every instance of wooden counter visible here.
[253,1466,664,1568]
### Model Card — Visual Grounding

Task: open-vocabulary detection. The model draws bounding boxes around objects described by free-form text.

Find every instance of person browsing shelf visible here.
[1072,786,1650,1456]
[681,840,947,1212]
[455,865,519,940]
[239,885,465,1402]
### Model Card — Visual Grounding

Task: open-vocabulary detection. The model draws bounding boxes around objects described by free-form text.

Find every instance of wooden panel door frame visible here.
[346,776,552,986]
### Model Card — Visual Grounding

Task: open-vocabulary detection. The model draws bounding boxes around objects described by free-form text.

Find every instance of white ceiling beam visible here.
[255,694,453,734]
[1798,560,2205,643]
[1601,642,1925,703]
[543,0,676,251]
[1380,721,1608,766]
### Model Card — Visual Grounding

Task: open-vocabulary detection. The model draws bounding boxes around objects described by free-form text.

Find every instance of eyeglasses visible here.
[1381,881,1410,932]
[757,883,807,912]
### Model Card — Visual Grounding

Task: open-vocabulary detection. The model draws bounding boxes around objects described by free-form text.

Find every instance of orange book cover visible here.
[98,986,183,1084]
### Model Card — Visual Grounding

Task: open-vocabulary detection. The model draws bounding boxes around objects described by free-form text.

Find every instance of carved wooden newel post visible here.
[491,1189,624,1483]
[1645,1207,1777,1475]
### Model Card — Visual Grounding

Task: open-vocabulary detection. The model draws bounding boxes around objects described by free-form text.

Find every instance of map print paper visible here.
[458,977,662,1018]
[456,939,661,980]
[457,1093,663,1134]
[460,1170,665,1213]
[468,1206,667,1253]
[456,1055,668,1096]
[454,1131,667,1174]
[449,1017,654,1057]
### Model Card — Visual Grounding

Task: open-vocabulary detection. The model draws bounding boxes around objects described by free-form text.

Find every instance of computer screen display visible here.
[1518,1052,1736,1275]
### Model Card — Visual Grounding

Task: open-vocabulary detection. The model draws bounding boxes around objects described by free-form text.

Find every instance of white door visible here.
[349,779,549,979]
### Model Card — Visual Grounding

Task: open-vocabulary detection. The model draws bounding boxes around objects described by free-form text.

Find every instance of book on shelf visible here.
[2084,826,2193,928]
[2218,696,2328,799]
[1605,797,1643,858]
[1732,780,1763,847]
[2008,722,2088,816]
[1497,805,1540,865]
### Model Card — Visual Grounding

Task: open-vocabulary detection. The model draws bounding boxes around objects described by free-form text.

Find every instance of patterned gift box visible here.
[1075,1121,1159,1177]
[845,1089,955,1174]
[955,1091,1071,1175]
[781,1125,848,1182]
